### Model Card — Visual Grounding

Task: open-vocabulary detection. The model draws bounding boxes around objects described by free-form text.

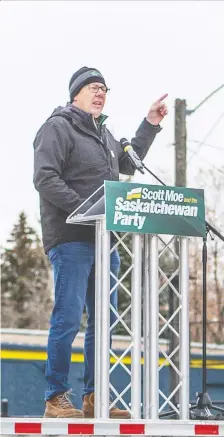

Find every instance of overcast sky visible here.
[0,1,224,245]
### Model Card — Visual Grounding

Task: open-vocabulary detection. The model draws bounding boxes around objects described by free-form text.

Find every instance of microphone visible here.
[120,138,145,174]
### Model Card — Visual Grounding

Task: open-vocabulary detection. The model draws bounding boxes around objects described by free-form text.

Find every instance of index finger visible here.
[155,93,168,104]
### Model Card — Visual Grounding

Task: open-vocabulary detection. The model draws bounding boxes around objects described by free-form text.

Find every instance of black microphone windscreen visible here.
[120,138,129,149]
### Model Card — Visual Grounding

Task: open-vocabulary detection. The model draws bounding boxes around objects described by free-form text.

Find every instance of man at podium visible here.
[33,66,168,418]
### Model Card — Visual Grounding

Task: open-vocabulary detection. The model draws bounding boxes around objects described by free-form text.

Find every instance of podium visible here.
[2,180,224,436]
[66,180,208,421]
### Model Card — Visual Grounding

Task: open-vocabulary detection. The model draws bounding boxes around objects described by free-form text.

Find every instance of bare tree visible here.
[189,167,224,344]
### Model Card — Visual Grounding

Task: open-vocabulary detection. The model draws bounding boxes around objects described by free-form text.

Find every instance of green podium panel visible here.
[105,181,206,237]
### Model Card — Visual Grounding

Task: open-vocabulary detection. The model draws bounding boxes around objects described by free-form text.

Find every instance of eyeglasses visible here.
[88,84,110,94]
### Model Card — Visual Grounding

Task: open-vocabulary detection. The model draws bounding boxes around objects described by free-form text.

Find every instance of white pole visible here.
[100,218,110,418]
[131,234,142,419]
[94,220,103,418]
[179,236,190,419]
[149,235,159,419]
[143,235,150,418]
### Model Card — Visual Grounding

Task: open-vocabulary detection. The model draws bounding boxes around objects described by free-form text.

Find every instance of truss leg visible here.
[179,236,190,420]
[143,234,150,419]
[131,234,142,419]
[100,218,111,418]
[95,220,103,419]
[149,235,159,419]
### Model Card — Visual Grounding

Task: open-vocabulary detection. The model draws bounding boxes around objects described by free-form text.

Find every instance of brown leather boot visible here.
[44,391,84,418]
[82,393,130,419]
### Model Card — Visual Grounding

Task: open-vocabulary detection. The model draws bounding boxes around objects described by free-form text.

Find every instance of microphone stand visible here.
[189,223,224,420]
[132,158,224,420]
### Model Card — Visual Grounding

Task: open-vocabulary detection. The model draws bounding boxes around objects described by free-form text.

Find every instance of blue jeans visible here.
[45,241,120,400]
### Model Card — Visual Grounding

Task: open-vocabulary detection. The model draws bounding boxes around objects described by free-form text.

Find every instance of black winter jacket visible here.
[33,104,161,253]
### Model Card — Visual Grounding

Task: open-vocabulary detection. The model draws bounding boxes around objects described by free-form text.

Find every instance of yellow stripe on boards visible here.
[1,350,224,369]
[1,350,47,361]
[0,350,84,363]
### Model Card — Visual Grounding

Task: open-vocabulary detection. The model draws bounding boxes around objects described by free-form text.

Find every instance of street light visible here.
[186,84,224,116]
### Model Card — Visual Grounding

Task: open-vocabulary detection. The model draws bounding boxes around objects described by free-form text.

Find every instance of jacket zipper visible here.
[72,119,113,179]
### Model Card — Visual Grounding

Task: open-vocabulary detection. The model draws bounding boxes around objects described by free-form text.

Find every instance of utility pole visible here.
[170,99,187,407]
[168,87,223,411]
[175,99,187,187]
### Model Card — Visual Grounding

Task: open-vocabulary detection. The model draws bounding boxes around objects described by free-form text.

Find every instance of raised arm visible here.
[118,94,168,175]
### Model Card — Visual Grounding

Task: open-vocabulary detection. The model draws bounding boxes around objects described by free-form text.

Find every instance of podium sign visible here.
[105,181,206,237]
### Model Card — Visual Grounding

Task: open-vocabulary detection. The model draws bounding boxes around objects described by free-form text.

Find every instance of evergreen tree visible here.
[1,212,52,328]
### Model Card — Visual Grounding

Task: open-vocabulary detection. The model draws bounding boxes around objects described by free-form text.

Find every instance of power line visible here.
[188,140,224,151]
[187,113,224,164]
[166,140,224,151]
[187,147,224,175]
